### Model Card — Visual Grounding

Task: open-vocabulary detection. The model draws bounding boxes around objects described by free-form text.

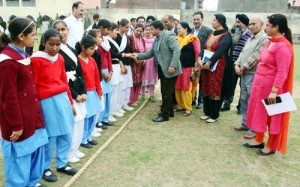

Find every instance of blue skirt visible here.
[86,90,102,118]
[40,92,74,137]
[102,68,112,94]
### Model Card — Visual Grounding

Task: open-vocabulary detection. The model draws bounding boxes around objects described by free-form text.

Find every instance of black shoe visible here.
[88,140,98,145]
[196,103,203,109]
[192,100,196,106]
[152,116,169,122]
[157,112,174,117]
[257,149,275,156]
[80,143,93,149]
[57,165,78,176]
[96,122,107,129]
[220,106,230,111]
[243,142,265,149]
[43,169,57,182]
[101,121,114,126]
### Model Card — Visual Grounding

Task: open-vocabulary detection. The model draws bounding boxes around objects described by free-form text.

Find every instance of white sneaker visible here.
[119,108,126,114]
[92,131,101,137]
[123,105,134,111]
[69,156,80,163]
[112,112,124,117]
[108,115,117,122]
[76,150,85,159]
[94,127,103,133]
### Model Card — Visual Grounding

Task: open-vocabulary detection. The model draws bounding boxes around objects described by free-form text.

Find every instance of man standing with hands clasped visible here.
[233,16,269,139]
[132,21,182,122]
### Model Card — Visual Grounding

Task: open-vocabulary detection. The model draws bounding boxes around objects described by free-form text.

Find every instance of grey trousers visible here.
[240,73,255,135]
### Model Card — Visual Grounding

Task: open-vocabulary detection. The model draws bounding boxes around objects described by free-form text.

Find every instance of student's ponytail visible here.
[0,32,11,51]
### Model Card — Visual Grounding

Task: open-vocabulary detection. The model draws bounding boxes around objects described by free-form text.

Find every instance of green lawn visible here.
[0,45,299,187]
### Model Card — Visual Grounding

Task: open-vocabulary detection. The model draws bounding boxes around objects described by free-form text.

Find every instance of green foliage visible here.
[83,14,92,30]
[36,13,43,28]
[48,18,54,29]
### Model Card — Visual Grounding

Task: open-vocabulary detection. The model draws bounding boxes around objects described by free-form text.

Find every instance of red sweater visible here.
[0,45,44,142]
[78,56,103,96]
[98,45,113,72]
[30,54,73,104]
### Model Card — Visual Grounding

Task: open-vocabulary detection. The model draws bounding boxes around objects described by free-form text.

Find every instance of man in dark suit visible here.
[133,21,182,122]
[191,11,213,109]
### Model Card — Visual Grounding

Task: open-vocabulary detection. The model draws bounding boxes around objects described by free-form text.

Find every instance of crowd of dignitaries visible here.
[0,0,295,186]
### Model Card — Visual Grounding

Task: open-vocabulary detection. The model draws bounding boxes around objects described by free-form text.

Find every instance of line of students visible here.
[0,16,158,186]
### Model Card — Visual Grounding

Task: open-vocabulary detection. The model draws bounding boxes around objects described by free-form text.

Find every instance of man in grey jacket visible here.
[132,21,182,122]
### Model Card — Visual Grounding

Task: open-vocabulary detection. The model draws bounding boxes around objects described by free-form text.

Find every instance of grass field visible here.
[0,46,299,187]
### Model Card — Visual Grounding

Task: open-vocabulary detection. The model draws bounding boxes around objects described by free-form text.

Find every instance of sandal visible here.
[183,111,192,116]
[174,108,185,112]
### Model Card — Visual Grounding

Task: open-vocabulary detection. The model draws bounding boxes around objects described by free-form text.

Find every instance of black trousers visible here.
[203,96,223,119]
[223,72,241,109]
[158,65,177,117]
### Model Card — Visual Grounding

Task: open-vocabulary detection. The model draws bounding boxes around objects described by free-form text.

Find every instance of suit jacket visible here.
[191,25,213,58]
[137,30,182,78]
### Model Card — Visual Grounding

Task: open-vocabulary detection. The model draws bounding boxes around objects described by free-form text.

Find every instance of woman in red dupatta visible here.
[244,14,294,156]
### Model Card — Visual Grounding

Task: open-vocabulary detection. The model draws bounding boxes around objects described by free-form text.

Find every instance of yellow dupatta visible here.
[177,34,199,49]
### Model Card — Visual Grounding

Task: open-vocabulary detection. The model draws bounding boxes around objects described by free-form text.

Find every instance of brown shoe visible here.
[234,126,248,131]
[244,133,256,139]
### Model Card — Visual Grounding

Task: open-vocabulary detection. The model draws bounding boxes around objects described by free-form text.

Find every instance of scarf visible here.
[60,43,77,65]
[272,36,294,155]
[133,33,145,53]
[31,51,58,63]
[119,33,128,52]
[100,36,111,52]
[177,34,199,49]
[107,36,121,53]
[0,53,30,65]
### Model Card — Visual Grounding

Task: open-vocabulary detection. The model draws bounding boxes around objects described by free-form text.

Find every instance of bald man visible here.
[162,15,177,35]
[233,16,269,139]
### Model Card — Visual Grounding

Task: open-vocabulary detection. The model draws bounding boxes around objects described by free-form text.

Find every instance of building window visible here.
[6,0,19,7]
[22,0,35,7]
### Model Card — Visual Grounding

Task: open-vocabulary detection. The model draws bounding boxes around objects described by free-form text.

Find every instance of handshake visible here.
[122,53,138,59]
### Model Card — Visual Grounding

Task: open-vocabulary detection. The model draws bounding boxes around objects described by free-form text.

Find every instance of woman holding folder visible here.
[200,14,233,123]
[243,14,294,156]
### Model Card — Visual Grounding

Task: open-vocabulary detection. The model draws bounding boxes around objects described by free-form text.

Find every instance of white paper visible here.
[262,92,297,116]
[203,49,218,72]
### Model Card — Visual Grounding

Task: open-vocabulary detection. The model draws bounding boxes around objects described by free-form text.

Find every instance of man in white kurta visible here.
[64,1,85,49]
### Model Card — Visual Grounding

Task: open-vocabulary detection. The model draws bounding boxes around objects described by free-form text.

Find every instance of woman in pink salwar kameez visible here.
[142,25,157,102]
[244,14,294,156]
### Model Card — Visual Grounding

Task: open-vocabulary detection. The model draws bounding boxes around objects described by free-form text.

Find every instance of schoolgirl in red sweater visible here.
[30,28,77,182]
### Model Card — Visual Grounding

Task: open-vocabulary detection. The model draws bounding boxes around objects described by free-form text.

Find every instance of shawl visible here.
[272,36,294,155]
[177,34,199,49]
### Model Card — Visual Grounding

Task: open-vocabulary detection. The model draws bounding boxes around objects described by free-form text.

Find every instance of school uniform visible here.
[107,37,125,115]
[115,33,133,109]
[98,36,113,123]
[30,52,74,170]
[0,44,48,187]
[59,44,87,160]
[78,56,103,144]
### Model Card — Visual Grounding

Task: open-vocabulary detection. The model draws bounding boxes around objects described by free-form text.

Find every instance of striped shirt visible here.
[232,29,252,62]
